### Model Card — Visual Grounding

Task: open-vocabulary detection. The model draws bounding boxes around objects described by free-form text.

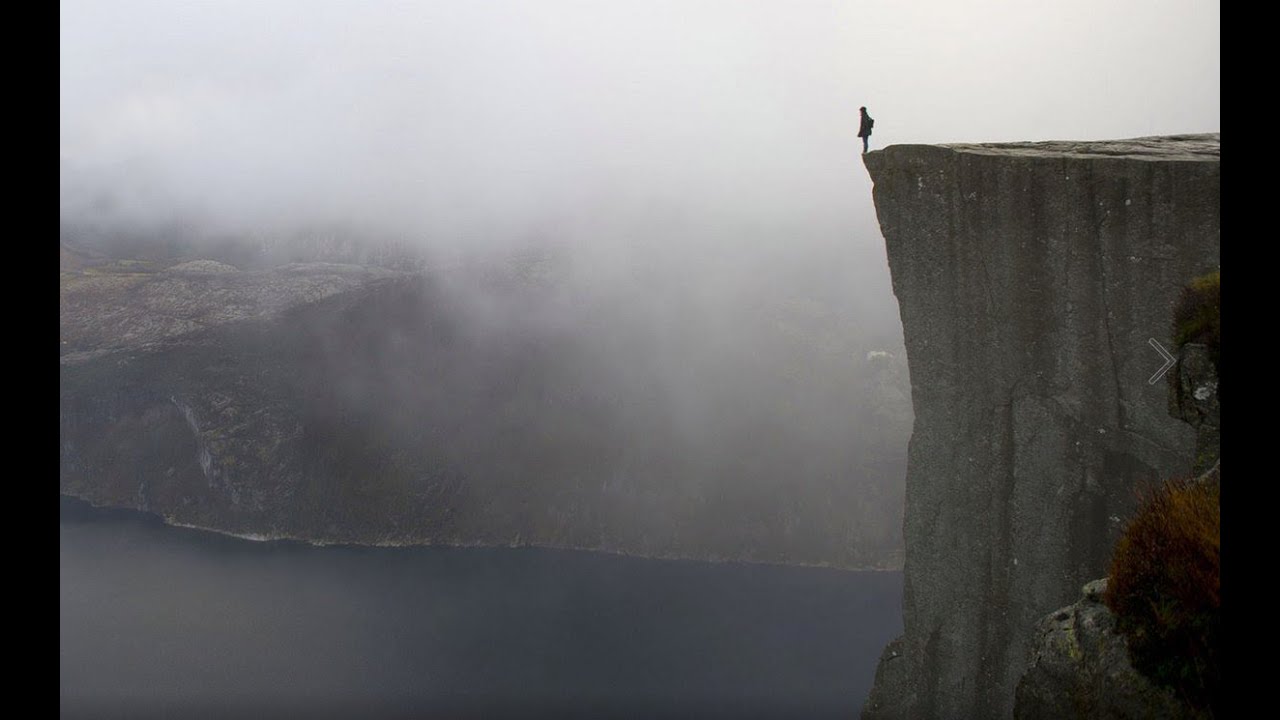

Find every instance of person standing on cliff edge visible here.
[858,106,875,153]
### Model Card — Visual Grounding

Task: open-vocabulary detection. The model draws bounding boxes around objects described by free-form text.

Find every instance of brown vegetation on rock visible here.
[1172,271,1220,374]
[1105,476,1219,714]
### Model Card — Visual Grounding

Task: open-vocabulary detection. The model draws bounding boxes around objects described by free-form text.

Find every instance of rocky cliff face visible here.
[1012,579,1203,720]
[860,135,1220,718]
[1169,342,1220,475]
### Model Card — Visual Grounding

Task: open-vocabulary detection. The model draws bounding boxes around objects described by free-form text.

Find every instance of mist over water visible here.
[60,498,903,719]
[61,1,1218,714]
[60,1,921,568]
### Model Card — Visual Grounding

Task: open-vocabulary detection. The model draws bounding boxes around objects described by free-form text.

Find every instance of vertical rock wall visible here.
[860,135,1220,719]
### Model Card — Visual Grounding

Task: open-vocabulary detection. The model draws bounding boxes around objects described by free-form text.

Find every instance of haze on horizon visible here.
[59,1,1220,567]
[60,0,1220,249]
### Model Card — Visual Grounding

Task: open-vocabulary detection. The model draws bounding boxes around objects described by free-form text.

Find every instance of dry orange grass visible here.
[1106,475,1219,713]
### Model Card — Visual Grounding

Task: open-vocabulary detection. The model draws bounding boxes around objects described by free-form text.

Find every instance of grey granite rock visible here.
[1013,579,1204,720]
[860,135,1220,718]
[1168,343,1219,474]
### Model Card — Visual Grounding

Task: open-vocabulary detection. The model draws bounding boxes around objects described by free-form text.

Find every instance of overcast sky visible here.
[60,0,1220,249]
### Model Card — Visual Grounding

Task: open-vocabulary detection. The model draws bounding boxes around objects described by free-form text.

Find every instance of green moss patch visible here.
[1172,271,1220,374]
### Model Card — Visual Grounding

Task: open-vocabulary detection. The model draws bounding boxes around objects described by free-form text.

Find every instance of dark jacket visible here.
[858,111,874,138]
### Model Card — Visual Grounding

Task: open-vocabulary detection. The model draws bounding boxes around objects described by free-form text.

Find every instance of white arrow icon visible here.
[1148,338,1176,385]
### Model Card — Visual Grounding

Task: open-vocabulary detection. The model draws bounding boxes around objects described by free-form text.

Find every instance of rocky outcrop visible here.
[1012,579,1202,720]
[1168,342,1220,474]
[1015,305,1222,719]
[860,135,1220,718]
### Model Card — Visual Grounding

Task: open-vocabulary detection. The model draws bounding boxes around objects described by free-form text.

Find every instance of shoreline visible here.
[60,493,904,573]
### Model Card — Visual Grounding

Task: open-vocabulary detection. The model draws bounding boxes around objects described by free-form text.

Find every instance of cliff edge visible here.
[860,134,1220,718]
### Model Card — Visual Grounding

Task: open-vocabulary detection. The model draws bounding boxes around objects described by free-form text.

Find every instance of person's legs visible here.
[862,135,869,153]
